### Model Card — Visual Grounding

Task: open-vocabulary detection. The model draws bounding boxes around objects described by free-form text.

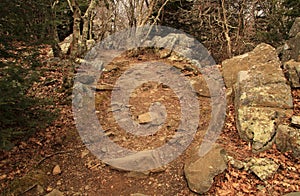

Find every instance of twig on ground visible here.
[36,150,73,166]
[22,183,37,194]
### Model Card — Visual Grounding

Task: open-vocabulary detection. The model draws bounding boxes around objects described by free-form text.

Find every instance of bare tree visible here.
[81,0,97,52]
[68,0,81,58]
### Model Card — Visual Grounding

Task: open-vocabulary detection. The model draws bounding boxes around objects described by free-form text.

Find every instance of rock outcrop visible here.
[284,60,300,88]
[232,44,293,152]
[184,145,227,194]
[222,19,300,155]
[222,43,280,91]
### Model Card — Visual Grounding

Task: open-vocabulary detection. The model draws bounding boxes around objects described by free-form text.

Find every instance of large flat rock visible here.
[184,145,227,194]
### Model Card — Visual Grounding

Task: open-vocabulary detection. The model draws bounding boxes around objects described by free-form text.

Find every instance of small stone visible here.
[137,113,152,124]
[257,184,265,191]
[46,187,53,192]
[94,84,114,91]
[130,193,149,196]
[245,158,279,181]
[81,149,90,158]
[226,155,245,170]
[172,63,185,70]
[106,150,163,171]
[56,180,62,186]
[36,184,44,194]
[0,174,7,180]
[158,49,172,58]
[52,165,62,175]
[103,64,118,72]
[45,189,64,196]
[291,116,300,128]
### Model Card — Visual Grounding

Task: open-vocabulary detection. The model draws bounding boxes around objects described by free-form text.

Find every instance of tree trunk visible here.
[70,0,81,58]
[51,1,62,57]
[81,0,97,53]
[221,0,232,58]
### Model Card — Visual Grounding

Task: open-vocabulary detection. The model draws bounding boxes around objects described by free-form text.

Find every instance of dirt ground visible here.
[0,49,299,196]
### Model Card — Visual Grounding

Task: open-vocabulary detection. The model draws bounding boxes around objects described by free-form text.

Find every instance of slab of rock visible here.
[190,76,210,97]
[236,78,293,109]
[105,150,162,171]
[59,34,72,54]
[184,145,227,194]
[275,124,300,158]
[226,155,245,170]
[137,113,152,124]
[222,43,280,89]
[137,102,166,126]
[284,60,300,88]
[245,158,279,181]
[234,44,293,152]
[291,116,300,128]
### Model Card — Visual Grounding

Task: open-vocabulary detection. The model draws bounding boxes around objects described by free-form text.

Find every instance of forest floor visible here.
[0,48,299,196]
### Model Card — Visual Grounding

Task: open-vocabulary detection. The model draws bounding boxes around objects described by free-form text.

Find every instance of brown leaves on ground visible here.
[0,47,299,195]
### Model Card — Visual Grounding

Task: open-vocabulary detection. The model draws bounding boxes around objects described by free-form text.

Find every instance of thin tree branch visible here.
[67,0,74,12]
[144,0,170,40]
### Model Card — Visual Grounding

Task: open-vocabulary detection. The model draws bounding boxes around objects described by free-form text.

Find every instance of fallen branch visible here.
[22,183,37,194]
[36,150,73,166]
